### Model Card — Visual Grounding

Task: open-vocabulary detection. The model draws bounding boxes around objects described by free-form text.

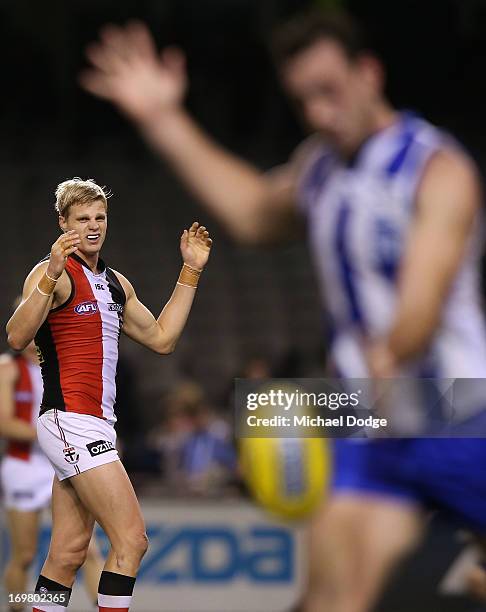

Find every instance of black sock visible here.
[98,570,136,595]
[98,571,136,610]
[34,574,72,605]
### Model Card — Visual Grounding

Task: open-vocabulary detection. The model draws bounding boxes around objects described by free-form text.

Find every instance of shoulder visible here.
[23,259,70,296]
[26,260,50,281]
[416,147,481,224]
[291,134,329,169]
[109,269,135,299]
[420,148,480,205]
[0,353,18,383]
[21,260,52,295]
[287,135,333,212]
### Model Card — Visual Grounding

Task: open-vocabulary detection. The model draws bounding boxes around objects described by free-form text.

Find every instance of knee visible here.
[13,547,37,570]
[128,530,149,559]
[116,530,149,565]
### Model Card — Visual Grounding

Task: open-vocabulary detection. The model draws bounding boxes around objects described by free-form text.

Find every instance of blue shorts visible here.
[332,433,486,532]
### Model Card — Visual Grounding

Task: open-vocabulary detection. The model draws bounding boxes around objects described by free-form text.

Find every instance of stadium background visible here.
[1,0,486,610]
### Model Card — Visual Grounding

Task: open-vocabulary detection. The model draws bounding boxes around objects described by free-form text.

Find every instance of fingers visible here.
[78,70,113,99]
[186,222,212,248]
[99,23,129,58]
[126,20,159,61]
[53,231,80,258]
[85,21,157,75]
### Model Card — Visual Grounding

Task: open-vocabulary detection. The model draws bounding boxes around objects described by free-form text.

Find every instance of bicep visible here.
[115,271,161,349]
[122,295,159,344]
[398,150,480,302]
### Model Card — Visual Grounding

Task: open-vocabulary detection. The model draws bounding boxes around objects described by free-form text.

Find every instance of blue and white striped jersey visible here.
[298,112,486,379]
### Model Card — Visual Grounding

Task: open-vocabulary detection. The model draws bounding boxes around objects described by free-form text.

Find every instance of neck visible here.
[369,100,398,135]
[76,250,100,274]
[342,101,398,163]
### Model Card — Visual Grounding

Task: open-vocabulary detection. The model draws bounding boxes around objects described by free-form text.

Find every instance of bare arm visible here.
[117,222,212,354]
[81,22,297,244]
[6,231,80,350]
[0,356,36,442]
[368,150,481,375]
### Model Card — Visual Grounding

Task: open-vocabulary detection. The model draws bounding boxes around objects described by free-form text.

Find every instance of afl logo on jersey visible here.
[74,301,99,316]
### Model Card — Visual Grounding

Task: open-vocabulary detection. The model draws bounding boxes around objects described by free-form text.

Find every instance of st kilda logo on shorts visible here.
[74,300,99,316]
[86,439,115,457]
[63,446,80,464]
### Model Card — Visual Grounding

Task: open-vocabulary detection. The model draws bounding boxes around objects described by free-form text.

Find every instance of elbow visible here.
[7,333,28,352]
[157,342,176,355]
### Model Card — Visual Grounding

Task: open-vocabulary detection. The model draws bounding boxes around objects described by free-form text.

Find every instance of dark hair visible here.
[271,9,367,66]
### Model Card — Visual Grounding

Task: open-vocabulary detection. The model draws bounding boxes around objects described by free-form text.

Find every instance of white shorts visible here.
[37,409,119,481]
[1,453,54,512]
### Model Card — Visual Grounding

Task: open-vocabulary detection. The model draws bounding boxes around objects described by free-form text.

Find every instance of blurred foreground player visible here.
[82,10,486,612]
[6,178,212,612]
[0,340,103,611]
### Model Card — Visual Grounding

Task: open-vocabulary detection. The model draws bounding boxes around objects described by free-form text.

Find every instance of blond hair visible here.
[54,177,110,218]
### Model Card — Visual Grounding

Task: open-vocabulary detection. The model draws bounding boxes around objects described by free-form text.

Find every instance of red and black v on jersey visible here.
[35,253,126,425]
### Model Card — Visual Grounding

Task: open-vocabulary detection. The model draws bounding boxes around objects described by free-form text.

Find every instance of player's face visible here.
[60,200,107,255]
[281,39,382,156]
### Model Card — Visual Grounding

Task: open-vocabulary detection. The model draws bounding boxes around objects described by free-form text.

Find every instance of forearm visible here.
[386,297,441,364]
[137,108,271,242]
[6,288,52,351]
[155,280,198,353]
[0,419,37,442]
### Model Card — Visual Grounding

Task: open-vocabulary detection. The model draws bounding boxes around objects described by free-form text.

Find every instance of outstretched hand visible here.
[180,222,212,271]
[80,21,187,123]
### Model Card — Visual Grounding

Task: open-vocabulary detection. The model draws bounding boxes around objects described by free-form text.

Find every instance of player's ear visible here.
[59,215,67,233]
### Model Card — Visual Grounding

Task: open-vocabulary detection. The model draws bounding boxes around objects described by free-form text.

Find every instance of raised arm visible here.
[6,231,80,350]
[368,150,481,376]
[80,22,297,244]
[117,222,212,353]
[0,355,36,442]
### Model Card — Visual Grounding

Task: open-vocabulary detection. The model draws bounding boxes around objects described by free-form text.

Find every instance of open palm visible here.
[81,21,187,122]
[180,222,212,270]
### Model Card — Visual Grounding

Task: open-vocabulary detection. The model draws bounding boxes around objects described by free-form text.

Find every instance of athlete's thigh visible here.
[50,476,95,551]
[309,494,423,583]
[68,460,145,548]
[6,509,40,557]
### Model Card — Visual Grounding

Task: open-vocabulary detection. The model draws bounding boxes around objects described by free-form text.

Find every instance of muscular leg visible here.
[303,494,424,612]
[40,476,94,586]
[69,460,148,577]
[4,509,40,611]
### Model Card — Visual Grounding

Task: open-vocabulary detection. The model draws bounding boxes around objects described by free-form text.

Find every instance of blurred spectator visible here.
[179,398,237,496]
[149,381,237,496]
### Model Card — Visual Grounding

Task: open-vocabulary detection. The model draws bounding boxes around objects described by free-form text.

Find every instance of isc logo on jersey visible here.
[74,301,99,315]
